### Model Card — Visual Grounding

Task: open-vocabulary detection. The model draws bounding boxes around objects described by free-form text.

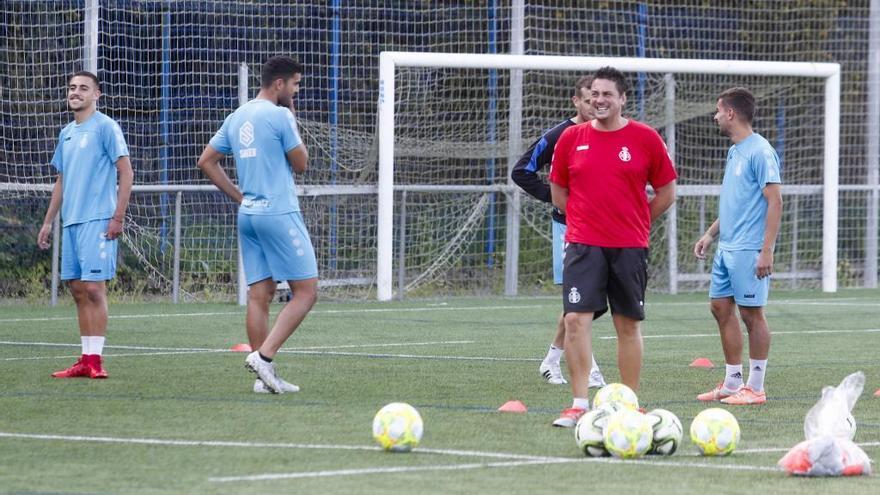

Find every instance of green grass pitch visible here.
[1,290,879,494]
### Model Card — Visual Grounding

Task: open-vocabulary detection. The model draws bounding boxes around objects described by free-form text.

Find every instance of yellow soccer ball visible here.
[690,408,740,456]
[603,409,653,459]
[372,402,424,452]
[592,382,639,411]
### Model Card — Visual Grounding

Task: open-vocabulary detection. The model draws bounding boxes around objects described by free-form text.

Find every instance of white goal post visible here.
[377,51,841,301]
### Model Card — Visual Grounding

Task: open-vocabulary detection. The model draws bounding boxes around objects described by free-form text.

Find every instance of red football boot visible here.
[52,356,91,378]
[84,354,108,379]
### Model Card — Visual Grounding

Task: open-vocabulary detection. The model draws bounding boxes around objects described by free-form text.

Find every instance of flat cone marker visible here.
[230,343,252,353]
[689,357,714,369]
[498,400,527,413]
[874,388,880,397]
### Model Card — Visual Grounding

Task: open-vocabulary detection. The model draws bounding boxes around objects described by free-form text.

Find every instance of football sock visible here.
[747,359,767,392]
[86,336,105,356]
[572,397,590,410]
[723,363,744,391]
[81,336,90,355]
[544,345,563,365]
[258,352,273,363]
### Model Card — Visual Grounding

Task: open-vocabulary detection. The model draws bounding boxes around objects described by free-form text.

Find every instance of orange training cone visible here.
[230,343,252,352]
[689,357,714,369]
[874,388,880,397]
[498,400,528,413]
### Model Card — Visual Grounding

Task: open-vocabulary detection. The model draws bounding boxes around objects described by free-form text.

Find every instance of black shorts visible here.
[562,243,648,320]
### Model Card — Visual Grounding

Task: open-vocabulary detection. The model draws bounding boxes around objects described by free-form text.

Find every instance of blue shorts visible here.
[552,220,566,285]
[238,211,318,285]
[709,248,769,307]
[61,219,117,281]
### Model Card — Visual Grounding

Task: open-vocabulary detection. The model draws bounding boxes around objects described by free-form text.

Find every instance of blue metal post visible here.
[486,0,498,267]
[159,7,171,252]
[636,2,647,120]
[328,0,340,270]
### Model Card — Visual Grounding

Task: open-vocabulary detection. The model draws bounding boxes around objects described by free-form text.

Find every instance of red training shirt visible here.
[549,120,677,248]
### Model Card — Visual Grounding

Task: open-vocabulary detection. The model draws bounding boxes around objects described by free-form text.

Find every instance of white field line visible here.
[599,328,880,340]
[210,454,784,483]
[0,340,474,352]
[0,432,553,461]
[209,459,580,482]
[736,441,880,454]
[0,431,780,483]
[1,297,877,324]
[4,327,880,363]
[1,350,224,362]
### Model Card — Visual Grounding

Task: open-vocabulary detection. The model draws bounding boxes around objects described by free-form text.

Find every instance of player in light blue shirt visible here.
[37,71,134,379]
[198,56,317,394]
[693,87,783,406]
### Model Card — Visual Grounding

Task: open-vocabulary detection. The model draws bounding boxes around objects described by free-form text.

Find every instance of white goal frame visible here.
[377,51,841,301]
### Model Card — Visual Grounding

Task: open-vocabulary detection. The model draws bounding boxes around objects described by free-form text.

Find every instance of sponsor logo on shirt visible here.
[618,146,631,162]
[576,144,590,151]
[241,198,270,209]
[79,135,89,149]
[239,121,255,147]
[239,121,256,157]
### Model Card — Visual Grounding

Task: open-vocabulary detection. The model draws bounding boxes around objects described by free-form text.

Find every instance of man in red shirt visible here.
[549,66,677,427]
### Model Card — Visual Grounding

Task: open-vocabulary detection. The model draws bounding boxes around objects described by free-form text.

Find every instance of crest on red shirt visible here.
[618,146,631,162]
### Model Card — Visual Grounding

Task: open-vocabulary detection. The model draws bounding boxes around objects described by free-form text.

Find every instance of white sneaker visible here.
[245,351,284,394]
[588,367,607,388]
[254,378,299,394]
[539,362,567,385]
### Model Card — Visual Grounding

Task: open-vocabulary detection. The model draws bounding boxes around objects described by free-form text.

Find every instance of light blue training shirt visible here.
[209,98,303,215]
[718,132,782,251]
[51,111,129,227]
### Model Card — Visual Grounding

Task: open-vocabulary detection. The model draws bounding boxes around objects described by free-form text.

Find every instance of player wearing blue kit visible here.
[38,71,134,379]
[511,75,605,388]
[694,87,782,406]
[198,56,317,394]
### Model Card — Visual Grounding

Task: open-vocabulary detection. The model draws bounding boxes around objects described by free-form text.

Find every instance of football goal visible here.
[376,51,841,301]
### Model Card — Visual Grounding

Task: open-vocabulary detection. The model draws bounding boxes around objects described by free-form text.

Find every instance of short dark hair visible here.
[574,75,593,96]
[718,87,755,124]
[592,66,629,97]
[260,56,304,88]
[69,70,100,90]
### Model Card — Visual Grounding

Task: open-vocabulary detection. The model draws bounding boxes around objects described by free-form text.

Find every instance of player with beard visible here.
[198,56,317,394]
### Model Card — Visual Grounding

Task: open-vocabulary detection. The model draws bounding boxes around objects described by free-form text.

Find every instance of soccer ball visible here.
[690,408,740,456]
[372,402,424,452]
[603,409,653,459]
[592,382,639,411]
[646,408,683,455]
[575,407,614,457]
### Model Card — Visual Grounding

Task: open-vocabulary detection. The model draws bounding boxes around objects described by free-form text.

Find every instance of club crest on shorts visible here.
[568,287,581,304]
[618,146,631,162]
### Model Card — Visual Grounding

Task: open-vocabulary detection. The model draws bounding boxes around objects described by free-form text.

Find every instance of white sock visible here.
[747,359,767,392]
[572,397,590,410]
[544,345,563,365]
[86,336,106,356]
[81,336,90,355]
[723,363,744,391]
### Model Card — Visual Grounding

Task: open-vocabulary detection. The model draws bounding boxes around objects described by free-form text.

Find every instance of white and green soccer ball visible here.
[372,402,424,452]
[575,408,610,457]
[646,408,683,455]
[592,383,639,411]
[690,407,740,456]
[603,409,653,459]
